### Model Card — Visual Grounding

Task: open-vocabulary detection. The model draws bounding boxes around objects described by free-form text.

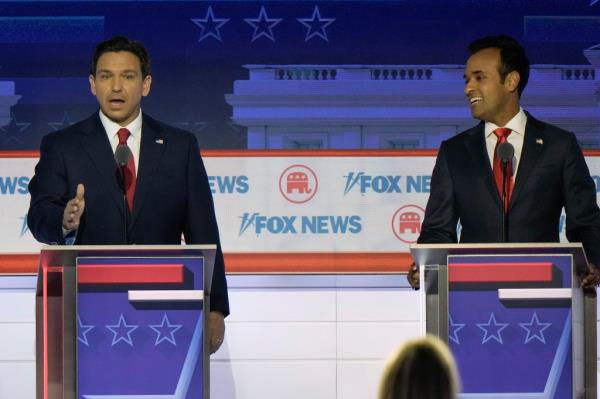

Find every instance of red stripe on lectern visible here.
[77,264,184,284]
[448,262,553,283]
[42,266,48,399]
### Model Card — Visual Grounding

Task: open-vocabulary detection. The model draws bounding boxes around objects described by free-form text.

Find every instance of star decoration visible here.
[191,6,230,42]
[19,214,29,238]
[297,6,335,42]
[519,312,551,344]
[106,314,139,347]
[47,111,75,131]
[149,313,183,346]
[0,112,31,146]
[175,120,208,134]
[77,315,95,347]
[448,315,465,345]
[244,6,282,42]
[477,312,509,344]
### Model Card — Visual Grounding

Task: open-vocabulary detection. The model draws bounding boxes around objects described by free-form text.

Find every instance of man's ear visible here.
[142,75,152,97]
[89,74,97,96]
[505,70,520,94]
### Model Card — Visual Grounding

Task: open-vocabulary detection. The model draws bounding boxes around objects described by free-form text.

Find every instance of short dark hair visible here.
[468,35,529,97]
[90,36,151,78]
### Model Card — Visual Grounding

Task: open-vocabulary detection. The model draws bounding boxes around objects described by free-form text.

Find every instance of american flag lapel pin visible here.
[155,138,164,144]
[536,138,543,145]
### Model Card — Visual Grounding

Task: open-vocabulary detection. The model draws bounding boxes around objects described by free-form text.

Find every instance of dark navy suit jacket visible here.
[28,112,229,315]
[418,113,600,266]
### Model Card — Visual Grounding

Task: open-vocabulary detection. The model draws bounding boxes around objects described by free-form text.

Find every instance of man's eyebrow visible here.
[96,68,139,74]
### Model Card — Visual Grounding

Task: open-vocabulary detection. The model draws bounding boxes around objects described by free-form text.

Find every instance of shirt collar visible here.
[484,107,527,138]
[99,109,143,140]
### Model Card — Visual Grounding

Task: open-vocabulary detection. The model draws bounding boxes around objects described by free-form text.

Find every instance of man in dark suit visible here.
[27,36,229,353]
[408,35,600,289]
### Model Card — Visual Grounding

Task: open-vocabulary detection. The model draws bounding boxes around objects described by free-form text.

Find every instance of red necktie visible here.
[117,128,136,211]
[492,128,513,212]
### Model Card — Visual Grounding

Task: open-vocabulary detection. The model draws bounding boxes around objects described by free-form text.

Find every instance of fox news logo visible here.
[279,165,318,203]
[343,172,431,195]
[391,205,425,243]
[0,176,29,195]
[208,175,249,194]
[344,172,402,194]
[239,212,362,235]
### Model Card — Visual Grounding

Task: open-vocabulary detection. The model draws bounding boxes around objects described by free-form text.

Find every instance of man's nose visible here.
[464,80,474,96]
[111,78,123,91]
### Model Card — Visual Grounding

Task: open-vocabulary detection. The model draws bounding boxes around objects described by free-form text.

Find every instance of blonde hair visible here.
[378,335,459,399]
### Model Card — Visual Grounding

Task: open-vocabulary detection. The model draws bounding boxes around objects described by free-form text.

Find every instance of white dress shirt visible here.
[99,109,142,174]
[484,107,527,178]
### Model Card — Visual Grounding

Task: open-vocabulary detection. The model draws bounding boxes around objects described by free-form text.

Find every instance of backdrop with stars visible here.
[0,1,598,150]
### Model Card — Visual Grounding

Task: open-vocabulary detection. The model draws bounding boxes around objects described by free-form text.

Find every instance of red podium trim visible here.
[77,264,184,284]
[449,262,553,282]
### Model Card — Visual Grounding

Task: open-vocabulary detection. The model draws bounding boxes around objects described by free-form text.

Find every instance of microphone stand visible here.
[501,159,509,243]
[115,143,132,245]
[118,165,129,245]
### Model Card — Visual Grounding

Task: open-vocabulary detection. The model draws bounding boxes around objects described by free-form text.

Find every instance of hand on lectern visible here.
[62,184,85,231]
[208,311,226,354]
[579,263,600,289]
[407,262,420,290]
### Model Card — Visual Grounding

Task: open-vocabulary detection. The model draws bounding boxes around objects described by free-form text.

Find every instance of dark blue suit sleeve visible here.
[27,134,70,245]
[418,142,459,244]
[562,133,600,265]
[183,134,230,316]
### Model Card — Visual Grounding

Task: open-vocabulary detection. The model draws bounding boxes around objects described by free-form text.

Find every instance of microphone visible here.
[497,141,514,165]
[114,144,132,244]
[496,141,514,243]
[115,144,132,167]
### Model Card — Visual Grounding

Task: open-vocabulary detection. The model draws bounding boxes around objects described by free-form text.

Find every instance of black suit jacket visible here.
[418,113,600,266]
[28,112,229,315]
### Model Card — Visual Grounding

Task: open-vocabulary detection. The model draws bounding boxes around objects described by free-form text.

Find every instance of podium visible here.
[410,243,597,399]
[35,245,216,399]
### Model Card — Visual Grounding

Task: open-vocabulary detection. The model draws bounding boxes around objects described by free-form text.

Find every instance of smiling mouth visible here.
[469,97,482,105]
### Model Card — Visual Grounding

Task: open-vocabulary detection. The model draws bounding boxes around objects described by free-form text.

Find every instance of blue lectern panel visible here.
[76,256,205,399]
[448,255,573,398]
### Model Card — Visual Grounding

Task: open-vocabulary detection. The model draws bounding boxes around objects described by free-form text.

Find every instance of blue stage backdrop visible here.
[0,1,599,150]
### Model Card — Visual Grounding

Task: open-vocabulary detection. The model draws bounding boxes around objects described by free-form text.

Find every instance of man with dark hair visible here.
[468,35,529,97]
[28,36,229,353]
[408,34,600,289]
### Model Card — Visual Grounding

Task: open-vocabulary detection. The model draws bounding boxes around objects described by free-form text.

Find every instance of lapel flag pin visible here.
[536,138,543,145]
[155,138,164,144]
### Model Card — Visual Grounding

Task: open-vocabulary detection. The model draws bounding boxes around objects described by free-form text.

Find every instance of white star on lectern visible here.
[477,312,509,344]
[297,6,335,42]
[106,314,139,346]
[191,6,230,42]
[77,315,95,347]
[149,313,183,346]
[519,312,551,344]
[449,315,466,344]
[244,6,282,42]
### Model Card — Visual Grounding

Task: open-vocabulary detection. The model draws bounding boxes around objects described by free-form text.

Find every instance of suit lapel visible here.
[130,115,167,227]
[509,115,546,209]
[465,123,503,209]
[77,114,125,216]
